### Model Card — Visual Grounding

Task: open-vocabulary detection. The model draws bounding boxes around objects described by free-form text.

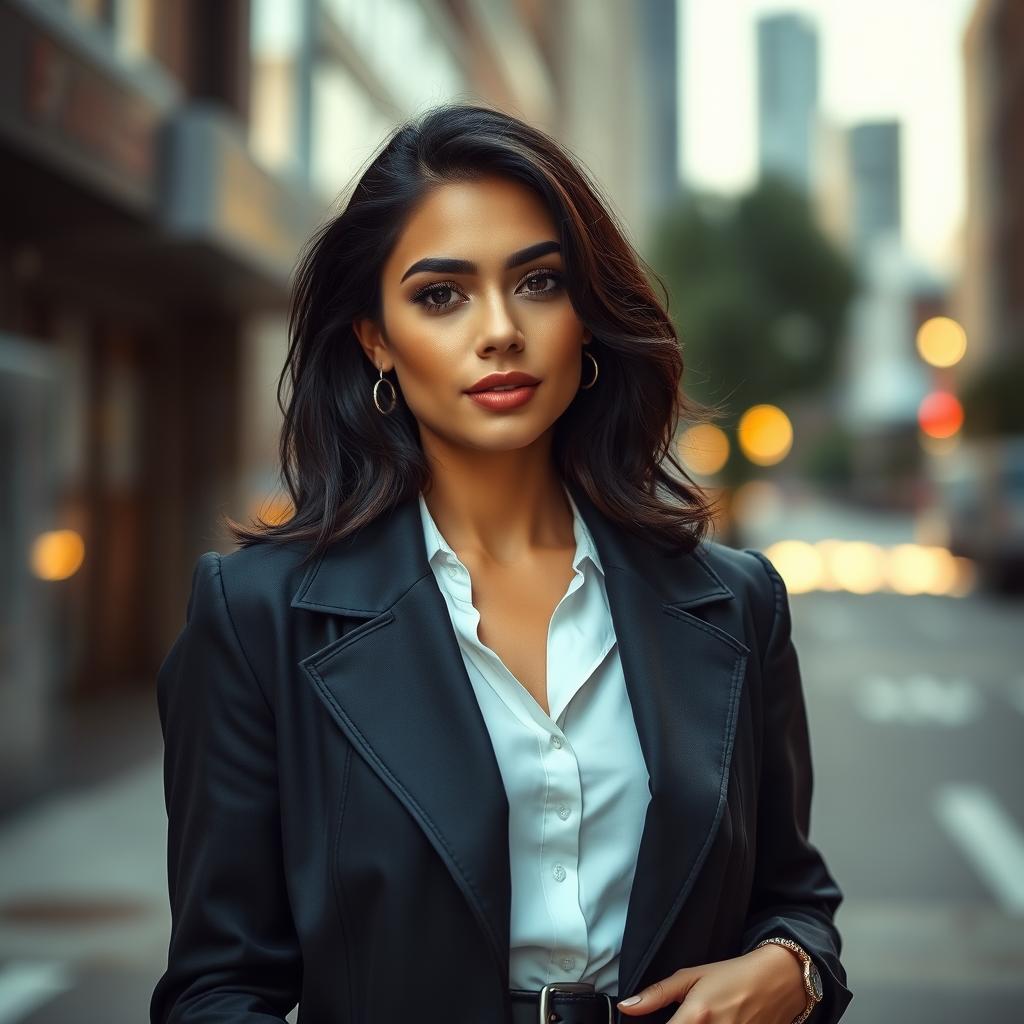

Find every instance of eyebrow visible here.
[399,239,561,283]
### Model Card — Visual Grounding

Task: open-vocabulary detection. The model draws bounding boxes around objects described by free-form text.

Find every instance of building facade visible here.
[0,0,680,812]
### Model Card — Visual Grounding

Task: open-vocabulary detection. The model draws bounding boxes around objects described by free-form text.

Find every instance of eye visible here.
[516,269,563,298]
[410,280,465,314]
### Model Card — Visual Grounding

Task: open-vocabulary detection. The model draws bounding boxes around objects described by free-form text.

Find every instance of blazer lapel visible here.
[291,482,748,1000]
[565,486,748,999]
[291,496,513,985]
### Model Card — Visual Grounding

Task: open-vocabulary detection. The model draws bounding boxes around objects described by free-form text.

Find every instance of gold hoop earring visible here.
[373,366,398,414]
[579,348,599,390]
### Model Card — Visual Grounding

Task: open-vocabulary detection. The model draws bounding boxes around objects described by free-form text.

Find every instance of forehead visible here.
[387,176,558,267]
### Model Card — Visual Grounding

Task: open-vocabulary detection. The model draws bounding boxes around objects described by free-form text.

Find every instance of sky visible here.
[679,0,979,277]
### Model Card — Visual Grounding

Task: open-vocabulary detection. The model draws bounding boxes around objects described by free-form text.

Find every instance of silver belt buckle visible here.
[537,981,614,1024]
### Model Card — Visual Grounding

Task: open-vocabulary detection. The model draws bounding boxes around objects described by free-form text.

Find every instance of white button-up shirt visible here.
[417,484,652,996]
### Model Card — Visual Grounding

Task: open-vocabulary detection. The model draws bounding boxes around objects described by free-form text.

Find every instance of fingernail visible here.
[618,995,642,1006]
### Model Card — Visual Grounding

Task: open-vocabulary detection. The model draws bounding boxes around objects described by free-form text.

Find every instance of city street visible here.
[1,508,1022,1023]
[789,578,1024,1021]
[1,0,1011,1020]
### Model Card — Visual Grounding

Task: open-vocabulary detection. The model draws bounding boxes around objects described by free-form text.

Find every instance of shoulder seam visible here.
[210,551,276,718]
[742,547,784,672]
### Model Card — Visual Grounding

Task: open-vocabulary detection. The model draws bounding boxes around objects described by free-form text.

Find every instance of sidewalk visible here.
[0,690,171,1023]
[0,753,170,1023]
[0,691,303,1024]
[0,688,164,821]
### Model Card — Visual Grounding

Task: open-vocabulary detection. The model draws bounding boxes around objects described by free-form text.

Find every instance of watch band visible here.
[754,937,822,1024]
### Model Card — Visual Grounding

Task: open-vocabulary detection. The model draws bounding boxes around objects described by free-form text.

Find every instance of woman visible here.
[150,103,851,1024]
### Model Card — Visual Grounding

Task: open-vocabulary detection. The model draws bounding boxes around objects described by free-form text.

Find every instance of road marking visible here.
[855,674,982,725]
[934,784,1024,914]
[0,961,73,1024]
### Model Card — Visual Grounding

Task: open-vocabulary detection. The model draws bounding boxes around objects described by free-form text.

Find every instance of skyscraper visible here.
[848,120,903,264]
[756,11,820,194]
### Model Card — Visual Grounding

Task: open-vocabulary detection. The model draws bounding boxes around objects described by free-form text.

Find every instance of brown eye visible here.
[517,270,563,297]
[411,280,464,313]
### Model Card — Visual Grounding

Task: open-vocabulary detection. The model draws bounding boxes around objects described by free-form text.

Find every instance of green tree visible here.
[649,175,858,485]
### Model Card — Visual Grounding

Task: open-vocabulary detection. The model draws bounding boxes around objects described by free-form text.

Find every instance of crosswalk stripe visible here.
[855,674,981,725]
[934,784,1024,914]
[0,961,73,1024]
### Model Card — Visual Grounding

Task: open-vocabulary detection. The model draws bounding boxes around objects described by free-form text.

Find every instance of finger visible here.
[617,969,695,1014]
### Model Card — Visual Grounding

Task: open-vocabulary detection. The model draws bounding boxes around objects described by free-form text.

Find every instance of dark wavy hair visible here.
[225,101,721,566]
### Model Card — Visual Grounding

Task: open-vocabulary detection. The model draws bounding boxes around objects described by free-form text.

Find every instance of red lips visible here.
[465,370,541,393]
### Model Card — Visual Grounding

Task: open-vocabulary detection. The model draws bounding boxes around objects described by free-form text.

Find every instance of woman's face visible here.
[353,174,591,455]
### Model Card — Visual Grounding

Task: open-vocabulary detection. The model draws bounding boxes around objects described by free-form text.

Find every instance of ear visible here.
[352,316,393,372]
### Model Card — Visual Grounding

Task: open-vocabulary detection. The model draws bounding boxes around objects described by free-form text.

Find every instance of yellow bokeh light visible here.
[678,423,730,476]
[30,530,86,581]
[829,541,887,594]
[812,539,847,591]
[738,404,793,466]
[920,545,960,595]
[949,556,976,597]
[748,538,976,596]
[763,540,821,593]
[916,316,967,368]
[885,543,961,595]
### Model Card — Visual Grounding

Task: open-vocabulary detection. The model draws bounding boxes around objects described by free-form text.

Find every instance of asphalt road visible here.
[793,582,1024,1022]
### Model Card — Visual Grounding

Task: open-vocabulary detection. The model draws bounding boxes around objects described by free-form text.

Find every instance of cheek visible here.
[387,315,457,386]
[401,337,453,383]
[547,303,588,350]
[541,308,589,376]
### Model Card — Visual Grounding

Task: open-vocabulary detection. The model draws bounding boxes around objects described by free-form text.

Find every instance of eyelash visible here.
[410,269,564,313]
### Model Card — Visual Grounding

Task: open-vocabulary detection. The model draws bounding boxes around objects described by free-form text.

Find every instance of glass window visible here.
[249,0,304,177]
[310,62,391,200]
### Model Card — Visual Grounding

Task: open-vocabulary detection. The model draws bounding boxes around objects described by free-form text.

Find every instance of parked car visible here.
[927,434,1024,592]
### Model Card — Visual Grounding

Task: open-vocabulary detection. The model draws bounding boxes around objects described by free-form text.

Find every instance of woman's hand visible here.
[616,944,808,1024]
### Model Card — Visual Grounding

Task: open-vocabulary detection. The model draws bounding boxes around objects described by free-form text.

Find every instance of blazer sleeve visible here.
[738,549,853,1024]
[150,551,302,1023]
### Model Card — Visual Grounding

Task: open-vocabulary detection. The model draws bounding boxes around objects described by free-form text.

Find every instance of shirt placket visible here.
[422,498,610,984]
[539,725,589,978]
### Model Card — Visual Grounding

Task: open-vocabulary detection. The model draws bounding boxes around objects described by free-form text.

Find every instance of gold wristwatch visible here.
[754,937,823,1023]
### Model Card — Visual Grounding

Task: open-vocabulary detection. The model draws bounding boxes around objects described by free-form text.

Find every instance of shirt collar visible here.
[417,483,605,577]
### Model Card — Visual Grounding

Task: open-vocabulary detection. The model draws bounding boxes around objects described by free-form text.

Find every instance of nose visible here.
[475,287,524,355]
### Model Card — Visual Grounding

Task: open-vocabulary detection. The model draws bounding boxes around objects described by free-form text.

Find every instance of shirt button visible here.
[551,735,563,749]
[552,863,566,882]
[561,957,575,971]
[557,805,571,820]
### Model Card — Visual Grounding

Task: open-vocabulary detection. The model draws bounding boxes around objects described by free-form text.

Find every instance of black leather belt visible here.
[511,982,615,1024]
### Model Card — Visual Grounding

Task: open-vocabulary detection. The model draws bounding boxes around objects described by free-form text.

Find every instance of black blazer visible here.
[150,481,852,1024]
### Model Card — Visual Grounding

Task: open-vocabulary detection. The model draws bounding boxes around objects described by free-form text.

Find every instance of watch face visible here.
[809,963,823,1001]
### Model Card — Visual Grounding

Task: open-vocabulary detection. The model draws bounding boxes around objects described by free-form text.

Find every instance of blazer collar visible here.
[291,479,733,617]
[292,479,745,1002]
